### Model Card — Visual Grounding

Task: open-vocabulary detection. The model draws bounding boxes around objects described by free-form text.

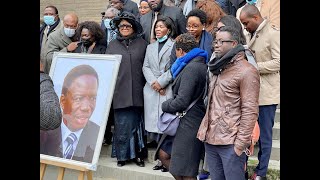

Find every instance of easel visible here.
[40,159,93,180]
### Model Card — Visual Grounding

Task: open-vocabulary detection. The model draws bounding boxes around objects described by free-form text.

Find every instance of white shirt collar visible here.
[61,121,84,156]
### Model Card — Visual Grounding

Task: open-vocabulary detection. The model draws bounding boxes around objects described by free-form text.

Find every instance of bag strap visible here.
[179,87,205,118]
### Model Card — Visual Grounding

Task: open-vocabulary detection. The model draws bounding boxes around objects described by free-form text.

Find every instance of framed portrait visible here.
[40,52,121,171]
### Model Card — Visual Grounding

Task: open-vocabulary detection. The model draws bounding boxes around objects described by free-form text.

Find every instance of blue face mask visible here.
[246,0,257,5]
[104,19,112,29]
[43,15,55,26]
[64,27,76,38]
[157,34,168,43]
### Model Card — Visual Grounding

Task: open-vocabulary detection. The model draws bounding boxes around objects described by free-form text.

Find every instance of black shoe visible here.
[161,166,168,172]
[147,140,158,148]
[117,161,125,167]
[153,164,163,170]
[245,170,249,179]
[134,157,145,167]
[104,132,113,145]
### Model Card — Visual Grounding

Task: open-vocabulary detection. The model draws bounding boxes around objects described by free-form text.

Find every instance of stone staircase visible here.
[42,106,280,180]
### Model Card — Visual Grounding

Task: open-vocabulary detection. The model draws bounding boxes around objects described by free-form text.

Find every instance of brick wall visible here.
[40,0,140,24]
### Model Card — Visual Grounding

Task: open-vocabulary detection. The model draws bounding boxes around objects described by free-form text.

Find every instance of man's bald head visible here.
[240,4,262,19]
[63,13,79,29]
[239,4,263,34]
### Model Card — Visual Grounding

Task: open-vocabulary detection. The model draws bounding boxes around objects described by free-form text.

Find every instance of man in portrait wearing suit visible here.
[40,64,100,163]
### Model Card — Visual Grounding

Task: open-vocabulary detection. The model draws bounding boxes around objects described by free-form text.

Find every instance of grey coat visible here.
[123,0,139,17]
[45,27,72,74]
[105,36,148,109]
[139,5,187,44]
[142,38,175,133]
[40,72,62,130]
[40,21,63,71]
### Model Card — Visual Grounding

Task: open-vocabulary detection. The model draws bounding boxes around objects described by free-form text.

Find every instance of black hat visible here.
[111,11,143,34]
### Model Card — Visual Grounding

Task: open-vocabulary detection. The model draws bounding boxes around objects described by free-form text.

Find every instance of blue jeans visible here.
[205,143,246,180]
[255,104,277,176]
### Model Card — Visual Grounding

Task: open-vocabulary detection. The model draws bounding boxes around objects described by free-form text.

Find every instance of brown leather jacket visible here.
[197,52,260,152]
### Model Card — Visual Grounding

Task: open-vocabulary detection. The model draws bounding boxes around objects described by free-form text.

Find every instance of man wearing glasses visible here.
[197,26,260,180]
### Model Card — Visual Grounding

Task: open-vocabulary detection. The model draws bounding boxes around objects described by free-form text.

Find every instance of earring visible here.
[202,27,205,30]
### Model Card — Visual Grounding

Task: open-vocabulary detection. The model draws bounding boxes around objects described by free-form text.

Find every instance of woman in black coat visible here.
[156,33,208,179]
[72,21,106,54]
[105,11,148,167]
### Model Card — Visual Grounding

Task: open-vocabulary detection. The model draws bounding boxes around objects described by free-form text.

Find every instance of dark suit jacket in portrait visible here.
[40,120,100,163]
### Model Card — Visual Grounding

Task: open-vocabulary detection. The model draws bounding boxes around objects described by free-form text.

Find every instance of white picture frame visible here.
[40,52,121,171]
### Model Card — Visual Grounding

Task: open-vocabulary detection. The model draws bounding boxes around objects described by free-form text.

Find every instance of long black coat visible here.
[105,37,148,109]
[159,56,207,176]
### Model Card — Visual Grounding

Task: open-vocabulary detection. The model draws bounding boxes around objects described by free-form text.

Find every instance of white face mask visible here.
[64,27,76,38]
[104,19,112,29]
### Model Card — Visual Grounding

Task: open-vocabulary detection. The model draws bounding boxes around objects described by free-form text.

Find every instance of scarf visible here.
[208,44,244,75]
[171,48,208,79]
[199,30,213,59]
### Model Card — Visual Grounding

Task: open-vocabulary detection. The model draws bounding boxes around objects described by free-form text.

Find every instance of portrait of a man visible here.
[40,64,100,163]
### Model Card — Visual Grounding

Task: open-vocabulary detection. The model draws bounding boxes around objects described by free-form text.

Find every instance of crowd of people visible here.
[40,0,280,180]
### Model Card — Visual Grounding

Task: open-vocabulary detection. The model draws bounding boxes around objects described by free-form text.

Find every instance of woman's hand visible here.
[151,81,162,91]
[159,89,166,96]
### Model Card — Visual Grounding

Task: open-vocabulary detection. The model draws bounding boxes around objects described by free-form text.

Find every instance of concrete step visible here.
[253,139,280,161]
[273,121,280,140]
[42,144,279,180]
[101,138,280,164]
[42,165,117,180]
[275,109,280,123]
[95,156,174,180]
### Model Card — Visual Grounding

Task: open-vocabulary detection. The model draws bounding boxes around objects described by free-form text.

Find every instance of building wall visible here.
[40,0,140,24]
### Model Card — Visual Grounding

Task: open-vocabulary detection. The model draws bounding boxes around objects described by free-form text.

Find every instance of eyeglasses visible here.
[139,6,150,10]
[213,26,224,32]
[186,24,201,30]
[118,24,133,29]
[213,39,234,46]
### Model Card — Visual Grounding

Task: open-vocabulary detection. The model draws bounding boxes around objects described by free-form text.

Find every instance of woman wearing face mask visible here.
[72,21,106,54]
[142,16,176,172]
[105,11,148,167]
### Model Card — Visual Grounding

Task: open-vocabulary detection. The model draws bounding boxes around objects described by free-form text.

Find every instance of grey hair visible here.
[105,7,120,16]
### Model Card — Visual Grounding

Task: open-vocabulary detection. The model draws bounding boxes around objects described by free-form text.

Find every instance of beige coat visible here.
[247,20,280,105]
[236,0,280,43]
[236,0,280,29]
[40,21,63,70]
[45,27,72,74]
[259,0,280,28]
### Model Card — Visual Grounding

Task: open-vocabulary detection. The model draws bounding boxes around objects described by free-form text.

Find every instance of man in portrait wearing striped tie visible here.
[40,65,100,163]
